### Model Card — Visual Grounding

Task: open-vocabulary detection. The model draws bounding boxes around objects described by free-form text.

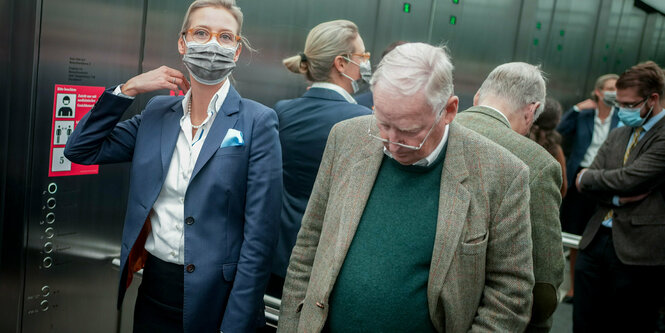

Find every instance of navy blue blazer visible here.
[272,87,370,277]
[64,86,282,333]
[556,107,619,187]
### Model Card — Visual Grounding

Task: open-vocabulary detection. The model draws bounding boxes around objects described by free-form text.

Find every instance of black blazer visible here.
[272,87,370,277]
[579,114,665,265]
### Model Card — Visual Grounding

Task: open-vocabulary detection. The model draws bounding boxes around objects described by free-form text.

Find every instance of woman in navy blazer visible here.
[267,20,371,296]
[64,1,282,332]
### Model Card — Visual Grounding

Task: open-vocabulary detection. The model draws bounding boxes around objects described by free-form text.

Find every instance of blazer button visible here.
[315,302,325,309]
[185,217,195,225]
[186,264,195,273]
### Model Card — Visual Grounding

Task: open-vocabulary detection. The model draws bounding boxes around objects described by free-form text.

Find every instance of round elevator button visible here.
[186,264,195,273]
[42,285,50,297]
[185,217,194,225]
[43,257,53,268]
[40,300,49,311]
[47,183,57,194]
[46,198,56,209]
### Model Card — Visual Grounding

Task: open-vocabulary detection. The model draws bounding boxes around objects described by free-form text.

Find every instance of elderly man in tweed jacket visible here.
[278,43,534,333]
[456,62,564,332]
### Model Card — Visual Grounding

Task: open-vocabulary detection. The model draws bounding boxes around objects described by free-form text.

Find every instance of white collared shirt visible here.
[580,108,614,168]
[311,82,357,104]
[383,124,450,166]
[143,81,230,264]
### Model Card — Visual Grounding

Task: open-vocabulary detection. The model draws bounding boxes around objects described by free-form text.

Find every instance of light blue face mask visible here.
[617,103,653,128]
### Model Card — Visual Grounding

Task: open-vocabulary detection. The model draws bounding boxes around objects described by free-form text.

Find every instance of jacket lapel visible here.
[161,101,184,178]
[191,86,241,181]
[427,123,471,311]
[328,131,384,290]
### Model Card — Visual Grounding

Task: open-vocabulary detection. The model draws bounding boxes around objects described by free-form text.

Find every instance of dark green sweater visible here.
[325,150,446,332]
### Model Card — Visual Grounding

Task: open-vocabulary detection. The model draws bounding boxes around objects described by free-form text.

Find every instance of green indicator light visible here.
[603,56,608,62]
[557,44,563,51]
[536,22,541,30]
[403,2,411,13]
[560,30,565,36]
[618,48,623,54]
[450,15,457,25]
[606,43,610,49]
[533,38,539,46]
[452,0,459,4]
[616,59,622,65]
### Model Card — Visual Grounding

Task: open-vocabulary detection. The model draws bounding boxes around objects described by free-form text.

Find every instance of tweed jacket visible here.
[457,106,565,332]
[579,114,665,265]
[278,116,535,333]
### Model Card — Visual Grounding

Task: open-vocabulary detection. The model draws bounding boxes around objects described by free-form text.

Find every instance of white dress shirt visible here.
[580,108,615,168]
[115,81,231,264]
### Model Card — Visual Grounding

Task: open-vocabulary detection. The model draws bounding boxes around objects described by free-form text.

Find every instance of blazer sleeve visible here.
[526,159,564,330]
[64,87,139,164]
[581,129,665,195]
[221,108,283,333]
[471,166,534,332]
[277,123,338,333]
[556,107,579,136]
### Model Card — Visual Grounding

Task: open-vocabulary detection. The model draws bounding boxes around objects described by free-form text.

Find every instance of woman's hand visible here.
[120,66,190,97]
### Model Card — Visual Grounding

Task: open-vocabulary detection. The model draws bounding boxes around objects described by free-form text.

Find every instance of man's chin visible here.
[392,154,418,165]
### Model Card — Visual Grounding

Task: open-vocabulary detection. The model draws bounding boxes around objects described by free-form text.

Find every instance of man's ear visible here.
[443,95,459,124]
[473,92,480,106]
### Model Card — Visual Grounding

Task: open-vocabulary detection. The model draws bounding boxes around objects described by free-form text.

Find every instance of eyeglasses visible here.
[367,107,444,151]
[612,96,647,109]
[350,52,371,61]
[183,27,241,46]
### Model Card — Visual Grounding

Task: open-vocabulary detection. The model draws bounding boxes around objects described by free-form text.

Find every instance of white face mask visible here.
[182,38,237,85]
[342,57,372,94]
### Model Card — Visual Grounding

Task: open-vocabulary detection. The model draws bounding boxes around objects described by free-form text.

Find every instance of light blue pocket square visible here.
[221,128,244,148]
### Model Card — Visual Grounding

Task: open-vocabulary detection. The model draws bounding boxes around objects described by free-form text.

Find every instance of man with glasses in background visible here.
[574,61,665,332]
[279,43,535,332]
[456,62,564,332]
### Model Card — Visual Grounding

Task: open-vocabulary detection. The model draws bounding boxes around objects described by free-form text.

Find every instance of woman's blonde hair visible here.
[283,20,359,82]
[179,0,253,51]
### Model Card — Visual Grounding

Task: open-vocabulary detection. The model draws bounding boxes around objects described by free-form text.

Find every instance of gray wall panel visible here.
[430,0,523,109]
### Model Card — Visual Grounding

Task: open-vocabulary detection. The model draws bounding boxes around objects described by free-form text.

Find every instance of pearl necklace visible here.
[188,100,205,129]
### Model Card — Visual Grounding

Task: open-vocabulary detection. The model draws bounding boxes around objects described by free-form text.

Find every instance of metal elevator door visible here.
[21,0,143,331]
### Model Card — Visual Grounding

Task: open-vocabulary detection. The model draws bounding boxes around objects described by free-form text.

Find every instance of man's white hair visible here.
[476,62,547,118]
[370,43,454,114]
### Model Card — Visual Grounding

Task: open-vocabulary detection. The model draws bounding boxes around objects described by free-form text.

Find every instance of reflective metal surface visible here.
[19,0,143,331]
[2,0,665,332]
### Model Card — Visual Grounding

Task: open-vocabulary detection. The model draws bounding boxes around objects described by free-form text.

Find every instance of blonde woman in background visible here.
[267,20,371,297]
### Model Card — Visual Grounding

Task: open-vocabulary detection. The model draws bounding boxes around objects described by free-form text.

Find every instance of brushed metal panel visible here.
[540,0,601,107]
[430,0,523,110]
[22,0,143,331]
[638,13,663,62]
[608,0,647,73]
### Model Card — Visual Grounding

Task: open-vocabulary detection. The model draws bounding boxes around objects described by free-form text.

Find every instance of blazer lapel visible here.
[191,86,241,181]
[161,101,184,177]
[428,123,471,312]
[327,132,384,290]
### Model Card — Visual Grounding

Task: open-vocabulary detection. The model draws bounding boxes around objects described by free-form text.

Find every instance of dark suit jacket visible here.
[579,114,665,265]
[272,87,370,277]
[64,86,282,332]
[556,107,619,186]
[353,90,373,109]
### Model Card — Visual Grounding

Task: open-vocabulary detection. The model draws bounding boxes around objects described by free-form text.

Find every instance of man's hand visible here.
[575,99,597,110]
[619,192,650,205]
[121,66,190,97]
[575,168,587,192]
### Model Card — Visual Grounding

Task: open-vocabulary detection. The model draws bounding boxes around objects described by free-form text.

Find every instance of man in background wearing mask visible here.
[574,61,665,333]
[555,74,619,304]
[456,62,564,332]
[65,1,282,332]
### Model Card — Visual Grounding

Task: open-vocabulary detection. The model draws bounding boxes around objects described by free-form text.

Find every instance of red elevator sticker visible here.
[48,84,105,177]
